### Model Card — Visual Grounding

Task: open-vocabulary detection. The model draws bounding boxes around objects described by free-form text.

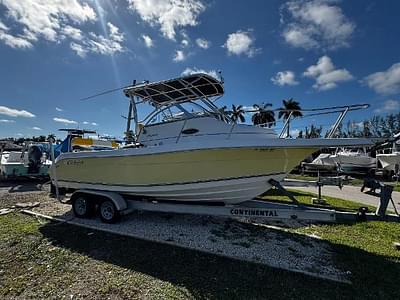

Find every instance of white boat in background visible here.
[377,140,400,175]
[301,153,337,173]
[330,147,376,174]
[0,143,52,179]
[50,73,373,204]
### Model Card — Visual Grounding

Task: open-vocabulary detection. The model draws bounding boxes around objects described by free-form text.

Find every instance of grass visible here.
[294,222,400,298]
[288,174,400,192]
[259,188,376,212]
[287,174,319,182]
[388,182,400,192]
[0,213,399,299]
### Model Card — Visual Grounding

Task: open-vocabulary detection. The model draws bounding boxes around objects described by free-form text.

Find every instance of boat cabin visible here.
[123,73,276,147]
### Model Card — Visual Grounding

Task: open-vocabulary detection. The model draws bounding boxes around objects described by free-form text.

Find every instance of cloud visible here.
[223,30,259,57]
[70,42,88,57]
[173,50,186,62]
[53,117,77,124]
[70,22,125,57]
[290,129,300,138]
[281,0,355,50]
[83,121,98,126]
[32,126,42,130]
[0,0,96,47]
[0,1,126,57]
[349,121,364,129]
[363,63,400,95]
[62,25,83,41]
[0,21,33,49]
[181,67,219,79]
[303,56,353,90]
[0,105,35,118]
[181,39,189,47]
[55,107,63,112]
[271,71,299,86]
[142,34,154,48]
[128,0,205,40]
[374,100,400,113]
[196,38,210,49]
[0,119,16,123]
[108,22,124,43]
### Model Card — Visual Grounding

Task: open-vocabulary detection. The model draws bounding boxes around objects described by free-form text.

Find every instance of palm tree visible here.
[278,98,303,137]
[216,105,231,122]
[252,103,275,127]
[47,134,56,142]
[230,104,246,123]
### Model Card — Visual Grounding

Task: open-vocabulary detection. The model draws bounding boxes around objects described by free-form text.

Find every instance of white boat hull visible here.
[51,136,372,204]
[52,145,318,204]
[377,153,400,172]
[331,153,376,173]
[0,152,51,179]
[57,173,286,203]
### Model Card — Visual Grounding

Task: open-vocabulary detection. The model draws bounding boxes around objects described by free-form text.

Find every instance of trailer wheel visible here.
[99,199,120,224]
[72,195,94,218]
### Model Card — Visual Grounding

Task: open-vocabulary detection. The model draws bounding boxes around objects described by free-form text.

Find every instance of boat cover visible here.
[123,73,224,105]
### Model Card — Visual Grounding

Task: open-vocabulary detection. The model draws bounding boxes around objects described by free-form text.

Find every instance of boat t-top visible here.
[50,73,372,204]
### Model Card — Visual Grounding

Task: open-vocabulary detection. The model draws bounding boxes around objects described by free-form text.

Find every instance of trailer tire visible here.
[99,199,120,224]
[72,195,95,218]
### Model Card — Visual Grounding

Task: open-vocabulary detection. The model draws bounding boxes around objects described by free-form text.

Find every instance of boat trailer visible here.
[50,177,397,224]
[57,186,337,224]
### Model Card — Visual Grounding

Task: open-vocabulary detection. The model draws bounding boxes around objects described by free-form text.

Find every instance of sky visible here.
[0,0,399,139]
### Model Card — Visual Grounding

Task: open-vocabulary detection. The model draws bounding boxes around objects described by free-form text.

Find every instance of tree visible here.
[230,104,246,123]
[305,125,322,138]
[47,134,56,142]
[252,103,275,127]
[124,130,135,143]
[362,121,372,137]
[278,98,303,137]
[216,105,231,122]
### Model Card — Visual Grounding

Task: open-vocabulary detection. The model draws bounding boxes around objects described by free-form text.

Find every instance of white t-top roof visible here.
[123,73,224,105]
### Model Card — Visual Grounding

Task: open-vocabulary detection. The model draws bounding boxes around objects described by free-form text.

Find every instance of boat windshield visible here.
[143,100,224,125]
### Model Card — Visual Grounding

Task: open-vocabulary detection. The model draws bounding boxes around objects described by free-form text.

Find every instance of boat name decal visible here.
[230,208,278,217]
[65,159,84,166]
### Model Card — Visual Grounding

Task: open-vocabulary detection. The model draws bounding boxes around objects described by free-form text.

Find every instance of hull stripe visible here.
[56,171,286,188]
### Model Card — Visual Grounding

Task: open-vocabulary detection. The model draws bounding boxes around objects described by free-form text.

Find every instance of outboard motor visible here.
[27,145,43,174]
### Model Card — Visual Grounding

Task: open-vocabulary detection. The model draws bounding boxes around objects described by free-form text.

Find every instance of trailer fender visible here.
[71,190,128,211]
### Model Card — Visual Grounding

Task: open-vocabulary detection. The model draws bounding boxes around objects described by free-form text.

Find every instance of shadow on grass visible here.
[38,218,400,299]
[0,179,48,193]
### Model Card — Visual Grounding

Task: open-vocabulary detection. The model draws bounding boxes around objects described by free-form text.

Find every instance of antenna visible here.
[79,84,133,101]
[217,70,224,83]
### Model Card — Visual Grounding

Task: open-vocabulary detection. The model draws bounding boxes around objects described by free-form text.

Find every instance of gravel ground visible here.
[8,192,346,283]
[0,180,49,208]
[0,180,348,282]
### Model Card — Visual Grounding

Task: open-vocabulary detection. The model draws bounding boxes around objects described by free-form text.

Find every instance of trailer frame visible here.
[63,188,337,224]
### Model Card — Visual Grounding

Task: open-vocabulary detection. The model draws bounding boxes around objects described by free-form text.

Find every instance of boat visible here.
[50,73,373,204]
[330,147,376,174]
[53,129,119,157]
[377,139,400,176]
[301,152,337,173]
[0,143,52,179]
